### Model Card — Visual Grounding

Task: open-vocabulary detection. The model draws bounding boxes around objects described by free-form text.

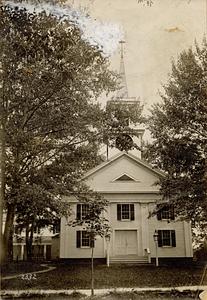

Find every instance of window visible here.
[158,230,176,247]
[77,204,90,221]
[52,219,60,234]
[157,205,175,221]
[117,204,135,221]
[76,231,94,248]
[81,231,90,247]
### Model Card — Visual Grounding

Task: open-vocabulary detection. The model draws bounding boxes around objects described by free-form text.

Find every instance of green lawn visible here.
[1,263,206,290]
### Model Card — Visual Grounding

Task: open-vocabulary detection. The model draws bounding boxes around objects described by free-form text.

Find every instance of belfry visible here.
[106,41,145,159]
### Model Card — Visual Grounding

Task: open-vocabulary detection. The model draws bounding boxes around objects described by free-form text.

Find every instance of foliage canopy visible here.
[148,41,207,225]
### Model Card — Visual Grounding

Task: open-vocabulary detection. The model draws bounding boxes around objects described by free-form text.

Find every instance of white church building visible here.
[59,42,193,265]
[60,151,193,265]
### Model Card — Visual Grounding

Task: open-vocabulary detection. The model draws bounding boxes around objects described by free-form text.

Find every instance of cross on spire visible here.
[116,40,129,99]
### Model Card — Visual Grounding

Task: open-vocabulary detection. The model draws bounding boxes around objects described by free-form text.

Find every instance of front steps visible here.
[109,255,150,265]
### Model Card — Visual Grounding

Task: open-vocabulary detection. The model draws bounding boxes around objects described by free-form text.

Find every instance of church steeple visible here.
[105,40,145,160]
[116,41,129,99]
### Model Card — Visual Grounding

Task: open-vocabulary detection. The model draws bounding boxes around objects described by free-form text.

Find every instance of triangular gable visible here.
[83,152,165,180]
[113,173,136,182]
[83,152,163,194]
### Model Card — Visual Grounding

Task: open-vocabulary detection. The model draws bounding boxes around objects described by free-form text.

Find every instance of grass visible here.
[1,261,46,277]
[0,292,198,300]
[1,262,207,291]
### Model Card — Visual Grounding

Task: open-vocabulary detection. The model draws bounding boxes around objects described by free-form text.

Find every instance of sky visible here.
[6,0,206,123]
[84,0,206,111]
[7,0,206,112]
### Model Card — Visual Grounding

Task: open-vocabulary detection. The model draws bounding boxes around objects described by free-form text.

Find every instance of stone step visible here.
[109,256,149,264]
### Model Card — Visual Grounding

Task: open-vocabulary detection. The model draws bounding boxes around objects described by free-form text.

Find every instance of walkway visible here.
[1,264,56,280]
[1,286,207,298]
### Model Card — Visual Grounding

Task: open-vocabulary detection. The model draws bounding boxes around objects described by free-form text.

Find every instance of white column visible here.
[141,204,149,255]
[20,244,24,260]
[183,221,193,257]
[43,245,47,259]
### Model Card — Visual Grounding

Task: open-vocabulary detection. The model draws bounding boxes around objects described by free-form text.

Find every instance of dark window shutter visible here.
[170,206,175,220]
[157,205,161,220]
[53,219,60,234]
[130,204,135,220]
[76,231,81,248]
[57,219,61,232]
[77,204,81,220]
[158,230,162,247]
[117,204,121,220]
[171,230,176,247]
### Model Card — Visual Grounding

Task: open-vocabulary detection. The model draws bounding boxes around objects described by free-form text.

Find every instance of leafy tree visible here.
[14,144,103,260]
[0,2,144,262]
[71,190,110,296]
[147,41,207,228]
[0,3,117,261]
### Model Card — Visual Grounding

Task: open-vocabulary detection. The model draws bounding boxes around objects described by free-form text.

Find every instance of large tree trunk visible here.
[0,122,6,263]
[91,246,94,297]
[3,204,15,262]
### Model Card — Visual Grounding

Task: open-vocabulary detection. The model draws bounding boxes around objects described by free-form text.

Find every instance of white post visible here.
[153,230,159,267]
[155,242,159,267]
[107,240,110,267]
[106,236,110,267]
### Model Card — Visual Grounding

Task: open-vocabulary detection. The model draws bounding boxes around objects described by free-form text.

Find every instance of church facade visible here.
[60,152,193,264]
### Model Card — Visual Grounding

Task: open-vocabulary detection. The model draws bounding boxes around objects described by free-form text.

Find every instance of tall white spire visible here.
[116,40,129,99]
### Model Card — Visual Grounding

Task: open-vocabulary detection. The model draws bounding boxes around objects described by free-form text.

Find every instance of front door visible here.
[115,230,137,255]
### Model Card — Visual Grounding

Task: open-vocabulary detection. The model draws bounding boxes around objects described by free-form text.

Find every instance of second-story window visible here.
[117,204,135,221]
[157,205,175,221]
[76,204,90,221]
[53,219,61,234]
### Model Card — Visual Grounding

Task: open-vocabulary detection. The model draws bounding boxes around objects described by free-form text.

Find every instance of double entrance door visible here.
[115,230,137,256]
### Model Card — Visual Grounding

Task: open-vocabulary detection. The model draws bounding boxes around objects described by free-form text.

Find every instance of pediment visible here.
[83,152,164,194]
[113,173,137,182]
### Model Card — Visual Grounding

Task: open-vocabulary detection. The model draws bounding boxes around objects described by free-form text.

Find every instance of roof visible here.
[83,152,165,180]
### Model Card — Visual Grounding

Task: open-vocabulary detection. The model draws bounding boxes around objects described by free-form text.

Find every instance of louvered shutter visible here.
[117,204,121,220]
[158,230,162,247]
[170,206,175,220]
[77,204,81,220]
[157,205,161,220]
[171,230,176,247]
[76,231,81,248]
[130,204,135,220]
